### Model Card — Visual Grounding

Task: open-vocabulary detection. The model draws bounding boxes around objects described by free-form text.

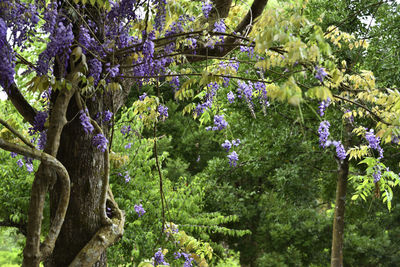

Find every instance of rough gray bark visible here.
[46,97,110,266]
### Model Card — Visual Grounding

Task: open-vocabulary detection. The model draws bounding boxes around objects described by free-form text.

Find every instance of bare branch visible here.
[235,0,269,35]
[0,137,70,266]
[0,118,35,149]
[69,213,125,266]
[5,83,37,125]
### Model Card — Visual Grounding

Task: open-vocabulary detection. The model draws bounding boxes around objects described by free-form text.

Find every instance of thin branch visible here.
[0,118,35,149]
[332,94,391,125]
[5,83,37,125]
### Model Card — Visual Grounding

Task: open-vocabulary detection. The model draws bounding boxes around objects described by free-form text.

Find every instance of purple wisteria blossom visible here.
[153,248,169,266]
[26,163,34,173]
[121,125,132,135]
[80,109,94,134]
[124,172,131,183]
[227,91,235,103]
[202,0,213,18]
[158,105,169,120]
[222,140,232,152]
[105,63,120,78]
[134,204,146,217]
[38,131,47,150]
[124,143,132,149]
[174,252,194,267]
[319,97,331,116]
[228,151,239,167]
[212,115,228,130]
[335,142,346,160]
[318,121,330,148]
[17,159,24,168]
[373,165,382,183]
[103,110,113,122]
[92,134,108,152]
[195,82,219,115]
[139,93,147,101]
[365,129,384,159]
[37,22,74,75]
[29,111,48,134]
[213,19,226,33]
[232,139,241,146]
[88,58,102,85]
[315,66,328,82]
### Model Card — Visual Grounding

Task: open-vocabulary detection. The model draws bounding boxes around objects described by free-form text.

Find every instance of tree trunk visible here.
[45,100,108,266]
[330,156,349,267]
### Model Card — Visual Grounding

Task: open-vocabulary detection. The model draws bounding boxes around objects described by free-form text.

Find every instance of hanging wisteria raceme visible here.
[80,109,95,134]
[92,133,108,152]
[315,66,328,82]
[319,97,331,116]
[365,129,384,159]
[202,0,213,18]
[37,22,74,75]
[196,82,219,115]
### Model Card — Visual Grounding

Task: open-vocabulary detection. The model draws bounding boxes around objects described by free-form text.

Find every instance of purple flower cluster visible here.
[105,63,120,78]
[227,91,235,103]
[1,1,39,48]
[318,121,330,148]
[103,110,113,122]
[158,105,169,121]
[318,121,347,160]
[221,139,240,152]
[92,134,108,152]
[108,0,139,21]
[16,156,34,172]
[202,0,213,18]
[118,171,131,183]
[139,93,148,101]
[174,252,194,267]
[315,66,328,83]
[153,248,169,266]
[0,18,15,88]
[373,165,382,183]
[80,110,94,134]
[254,82,270,108]
[237,81,253,102]
[196,83,219,115]
[240,46,255,58]
[213,19,226,33]
[222,140,232,152]
[170,76,180,91]
[42,2,58,34]
[121,125,132,135]
[134,203,146,216]
[37,22,74,75]
[29,111,48,135]
[365,129,384,159]
[335,141,346,160]
[38,131,47,150]
[154,0,167,31]
[88,58,102,85]
[142,39,155,58]
[319,97,331,117]
[228,151,239,167]
[206,115,228,131]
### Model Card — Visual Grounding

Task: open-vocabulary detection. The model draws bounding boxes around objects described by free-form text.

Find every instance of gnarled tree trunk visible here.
[46,100,108,266]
